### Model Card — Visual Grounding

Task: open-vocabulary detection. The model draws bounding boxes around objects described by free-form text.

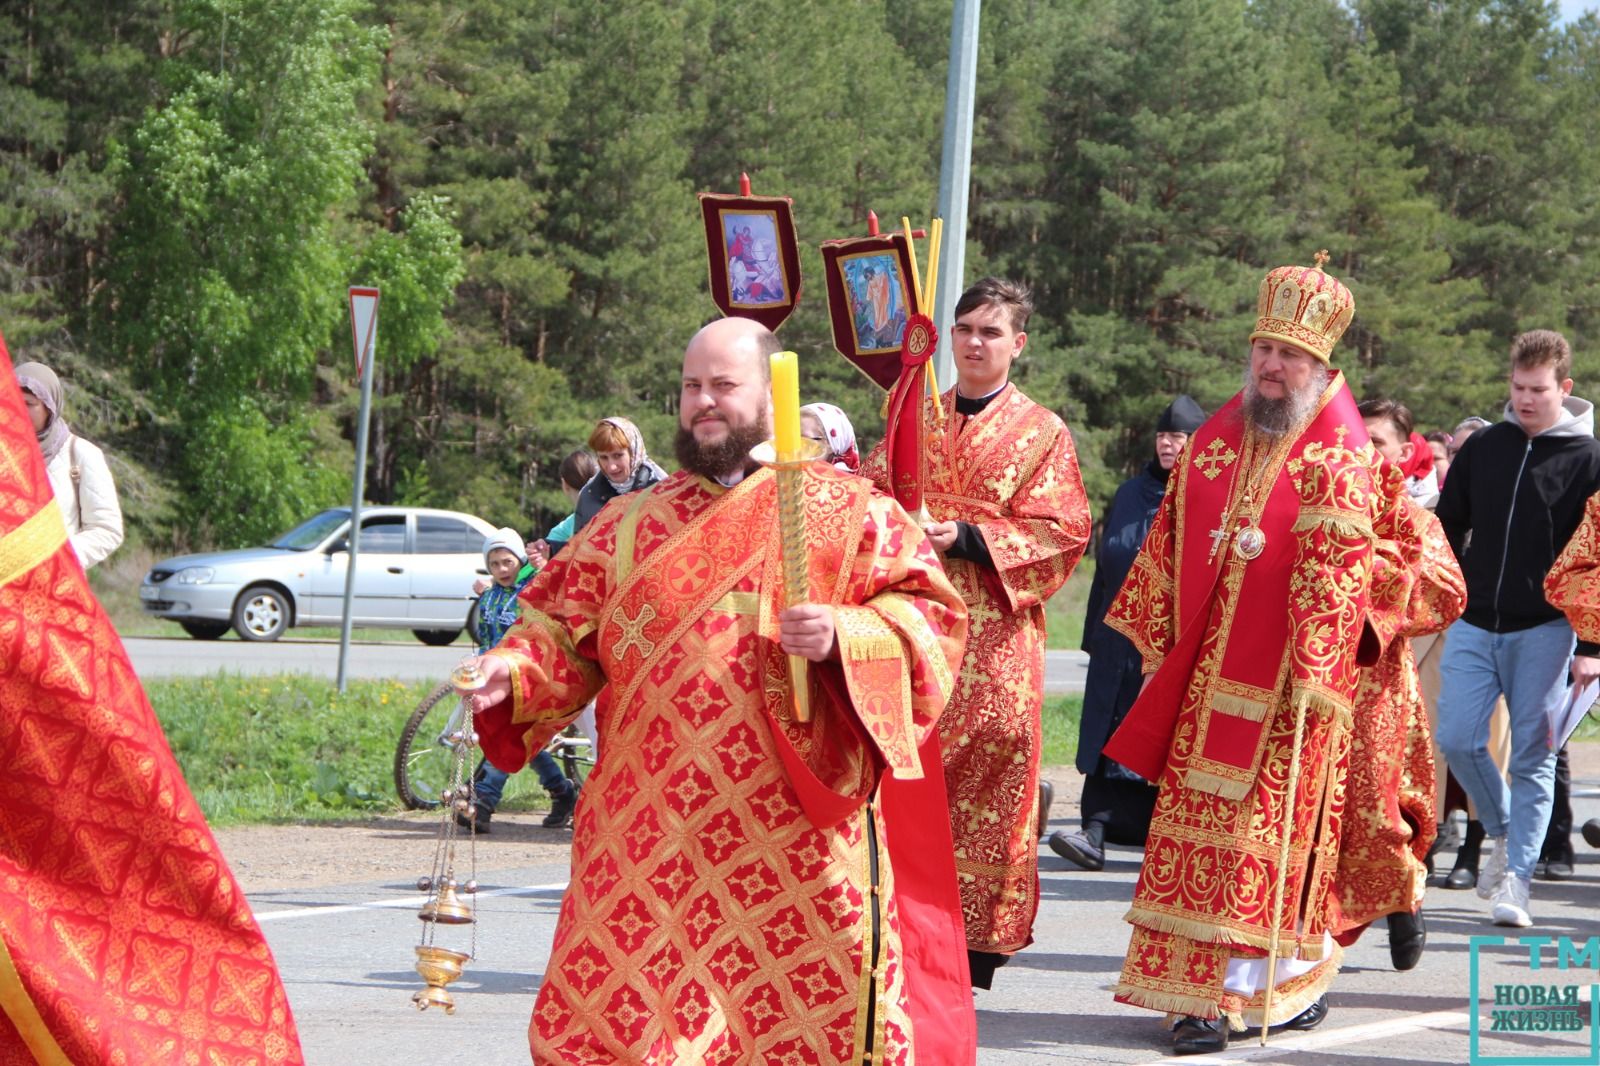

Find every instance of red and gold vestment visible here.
[1103,373,1410,1025]
[1333,496,1464,939]
[1546,490,1600,643]
[0,342,302,1064]
[865,383,1091,955]
[475,466,972,1064]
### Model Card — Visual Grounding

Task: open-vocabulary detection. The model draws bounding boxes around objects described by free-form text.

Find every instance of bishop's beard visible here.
[675,413,771,481]
[1242,362,1331,437]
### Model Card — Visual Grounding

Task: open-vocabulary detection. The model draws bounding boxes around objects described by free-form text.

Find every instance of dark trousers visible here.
[1080,765,1158,847]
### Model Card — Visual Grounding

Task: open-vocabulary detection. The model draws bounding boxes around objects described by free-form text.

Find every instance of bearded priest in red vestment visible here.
[1102,259,1418,1055]
[864,277,1092,989]
[1329,400,1466,971]
[0,335,303,1064]
[465,317,975,1065]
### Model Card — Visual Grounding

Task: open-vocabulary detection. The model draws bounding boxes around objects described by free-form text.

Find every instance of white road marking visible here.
[253,881,570,922]
[1134,1008,1469,1064]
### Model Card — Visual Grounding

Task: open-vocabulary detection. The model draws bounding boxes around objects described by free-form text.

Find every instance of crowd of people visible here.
[6,248,1599,1062]
[440,262,1600,1061]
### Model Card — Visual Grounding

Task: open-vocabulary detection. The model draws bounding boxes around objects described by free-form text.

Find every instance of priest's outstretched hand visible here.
[463,653,512,713]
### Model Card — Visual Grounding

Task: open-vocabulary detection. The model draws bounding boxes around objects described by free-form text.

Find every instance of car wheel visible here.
[233,585,290,642]
[179,619,231,640]
[412,629,461,647]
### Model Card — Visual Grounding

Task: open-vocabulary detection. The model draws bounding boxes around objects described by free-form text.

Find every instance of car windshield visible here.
[271,509,351,551]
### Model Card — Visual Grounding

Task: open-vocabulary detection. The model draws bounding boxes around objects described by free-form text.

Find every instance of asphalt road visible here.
[121,635,1094,694]
[247,764,1600,1065]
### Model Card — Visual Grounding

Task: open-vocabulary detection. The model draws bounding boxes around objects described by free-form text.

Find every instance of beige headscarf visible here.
[14,362,71,462]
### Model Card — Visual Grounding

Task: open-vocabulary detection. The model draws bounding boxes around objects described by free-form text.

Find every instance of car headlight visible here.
[173,567,215,584]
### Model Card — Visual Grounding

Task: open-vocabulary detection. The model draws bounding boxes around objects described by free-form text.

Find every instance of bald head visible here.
[678,317,777,478]
[684,317,780,384]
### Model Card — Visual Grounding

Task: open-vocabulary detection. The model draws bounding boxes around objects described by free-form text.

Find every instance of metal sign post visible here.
[337,286,380,693]
[933,0,981,392]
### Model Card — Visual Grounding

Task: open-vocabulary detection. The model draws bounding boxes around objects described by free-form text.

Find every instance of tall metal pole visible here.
[933,0,981,392]
[337,293,379,693]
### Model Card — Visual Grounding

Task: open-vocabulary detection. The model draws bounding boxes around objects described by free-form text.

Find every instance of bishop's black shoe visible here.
[1171,1016,1228,1055]
[1247,995,1329,1037]
[1387,910,1426,971]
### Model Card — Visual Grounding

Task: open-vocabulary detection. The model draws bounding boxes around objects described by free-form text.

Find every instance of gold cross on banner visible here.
[611,603,658,660]
[1193,438,1238,481]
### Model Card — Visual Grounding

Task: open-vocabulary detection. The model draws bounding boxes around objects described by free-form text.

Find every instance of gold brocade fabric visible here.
[480,468,967,1064]
[865,383,1092,954]
[1546,491,1600,644]
[1334,498,1464,934]
[1104,381,1414,1018]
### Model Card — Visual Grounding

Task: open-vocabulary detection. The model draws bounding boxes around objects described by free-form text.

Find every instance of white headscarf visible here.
[801,402,860,472]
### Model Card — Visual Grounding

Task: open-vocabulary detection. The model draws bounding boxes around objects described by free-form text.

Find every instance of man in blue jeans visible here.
[1435,329,1600,927]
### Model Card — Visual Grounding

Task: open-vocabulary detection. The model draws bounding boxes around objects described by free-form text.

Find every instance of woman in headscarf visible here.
[14,361,124,569]
[568,416,667,539]
[800,402,860,472]
[1049,394,1205,871]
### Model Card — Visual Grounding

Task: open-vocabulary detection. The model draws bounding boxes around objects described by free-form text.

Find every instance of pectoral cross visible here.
[1208,522,1230,561]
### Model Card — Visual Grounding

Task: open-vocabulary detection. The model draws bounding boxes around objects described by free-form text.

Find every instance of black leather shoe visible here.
[1282,996,1329,1031]
[1247,995,1329,1037]
[1172,1016,1228,1055]
[1583,818,1600,849]
[1388,910,1426,971]
[1545,859,1575,881]
[1047,829,1105,871]
[1037,781,1054,840]
[456,810,491,834]
[1444,866,1477,890]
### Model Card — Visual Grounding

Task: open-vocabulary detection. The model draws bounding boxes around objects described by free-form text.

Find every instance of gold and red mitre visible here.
[1248,251,1355,363]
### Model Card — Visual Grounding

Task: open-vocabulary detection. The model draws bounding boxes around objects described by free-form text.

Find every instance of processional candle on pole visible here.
[761,350,822,724]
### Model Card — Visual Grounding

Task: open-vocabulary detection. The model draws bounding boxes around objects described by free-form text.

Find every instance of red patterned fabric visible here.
[1102,373,1416,1023]
[1546,491,1600,643]
[0,334,302,1064]
[476,466,972,1064]
[865,383,1092,956]
[1334,496,1464,940]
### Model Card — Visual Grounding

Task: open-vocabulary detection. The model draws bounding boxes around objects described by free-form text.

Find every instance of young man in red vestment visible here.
[1330,399,1466,970]
[865,277,1093,990]
[0,336,304,1064]
[1102,259,1420,1054]
[463,317,976,1064]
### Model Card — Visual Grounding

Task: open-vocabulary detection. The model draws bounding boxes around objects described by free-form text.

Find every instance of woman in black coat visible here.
[1049,395,1205,870]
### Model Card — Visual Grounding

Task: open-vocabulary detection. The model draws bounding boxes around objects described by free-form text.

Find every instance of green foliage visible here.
[11,0,1600,549]
[187,402,345,544]
[148,673,558,824]
[148,674,418,823]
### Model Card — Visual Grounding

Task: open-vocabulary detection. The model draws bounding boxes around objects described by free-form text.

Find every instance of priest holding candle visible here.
[461,316,976,1064]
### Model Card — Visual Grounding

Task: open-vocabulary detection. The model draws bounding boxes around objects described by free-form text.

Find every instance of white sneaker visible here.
[1477,836,1508,900]
[1492,874,1532,928]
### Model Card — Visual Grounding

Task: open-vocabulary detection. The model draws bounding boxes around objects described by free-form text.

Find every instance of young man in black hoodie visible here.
[1435,329,1600,929]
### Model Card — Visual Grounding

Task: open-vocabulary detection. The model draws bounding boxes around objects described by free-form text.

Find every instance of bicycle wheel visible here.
[394,680,465,810]
[553,731,594,790]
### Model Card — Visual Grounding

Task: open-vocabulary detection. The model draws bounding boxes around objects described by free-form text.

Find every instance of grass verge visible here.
[149,676,1087,825]
[148,674,546,825]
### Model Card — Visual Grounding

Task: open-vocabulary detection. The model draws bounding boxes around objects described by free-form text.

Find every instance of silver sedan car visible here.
[141,507,499,643]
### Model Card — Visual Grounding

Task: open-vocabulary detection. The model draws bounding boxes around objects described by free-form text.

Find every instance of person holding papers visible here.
[1435,330,1600,929]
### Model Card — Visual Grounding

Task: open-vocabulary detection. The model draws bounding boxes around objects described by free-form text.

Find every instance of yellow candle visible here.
[771,350,802,457]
